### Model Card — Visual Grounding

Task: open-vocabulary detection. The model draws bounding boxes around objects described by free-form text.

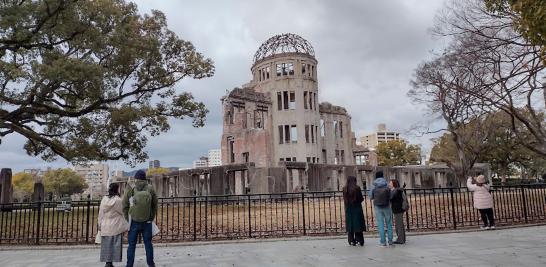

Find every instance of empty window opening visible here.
[340,121,343,138]
[242,112,248,129]
[289,91,296,109]
[322,149,327,164]
[333,120,338,137]
[277,92,282,110]
[304,91,308,109]
[311,124,315,143]
[226,106,234,125]
[228,138,235,163]
[305,125,310,143]
[320,119,325,137]
[278,125,284,144]
[284,125,290,143]
[283,91,289,109]
[287,63,294,75]
[254,110,263,128]
[276,63,294,76]
[242,152,249,163]
[290,125,297,143]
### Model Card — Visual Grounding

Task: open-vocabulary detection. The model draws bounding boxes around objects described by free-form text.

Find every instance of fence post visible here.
[35,198,42,245]
[301,192,306,235]
[204,195,208,240]
[85,195,91,243]
[449,182,457,230]
[193,196,197,241]
[520,185,529,223]
[248,195,252,238]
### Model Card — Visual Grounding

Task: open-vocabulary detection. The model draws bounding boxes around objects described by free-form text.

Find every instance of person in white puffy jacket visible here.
[467,175,495,230]
[98,183,129,267]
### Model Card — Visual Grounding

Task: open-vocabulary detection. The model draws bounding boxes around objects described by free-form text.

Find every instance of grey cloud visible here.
[1,0,448,172]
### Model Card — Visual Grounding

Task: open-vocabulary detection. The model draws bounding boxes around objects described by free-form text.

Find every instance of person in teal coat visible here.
[343,176,366,246]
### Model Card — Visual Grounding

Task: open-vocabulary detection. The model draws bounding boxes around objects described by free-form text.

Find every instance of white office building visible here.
[360,124,402,150]
[193,156,209,168]
[207,149,222,167]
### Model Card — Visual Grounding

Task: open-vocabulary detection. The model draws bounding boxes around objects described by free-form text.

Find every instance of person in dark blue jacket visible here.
[369,171,394,247]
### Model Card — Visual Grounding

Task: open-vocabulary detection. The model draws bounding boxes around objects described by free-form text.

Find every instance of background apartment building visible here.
[149,160,161,169]
[361,123,402,150]
[74,163,109,199]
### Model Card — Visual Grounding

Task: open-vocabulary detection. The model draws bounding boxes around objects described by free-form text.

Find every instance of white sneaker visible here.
[480,226,488,230]
[490,226,496,230]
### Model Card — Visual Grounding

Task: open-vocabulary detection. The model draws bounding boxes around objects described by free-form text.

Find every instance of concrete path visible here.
[1,226,545,267]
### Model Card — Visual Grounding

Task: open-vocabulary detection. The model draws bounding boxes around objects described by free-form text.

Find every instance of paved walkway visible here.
[1,226,545,267]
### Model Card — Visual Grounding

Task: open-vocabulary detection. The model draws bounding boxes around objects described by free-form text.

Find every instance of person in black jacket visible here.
[389,179,406,244]
[343,176,366,246]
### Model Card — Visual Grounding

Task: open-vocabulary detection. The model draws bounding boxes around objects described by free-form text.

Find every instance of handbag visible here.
[151,222,160,236]
[401,190,410,212]
[95,230,101,244]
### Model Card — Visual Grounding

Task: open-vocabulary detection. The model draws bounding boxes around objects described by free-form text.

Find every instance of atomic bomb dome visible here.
[253,33,315,63]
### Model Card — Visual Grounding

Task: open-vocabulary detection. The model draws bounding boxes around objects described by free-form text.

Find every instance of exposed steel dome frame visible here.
[253,33,315,63]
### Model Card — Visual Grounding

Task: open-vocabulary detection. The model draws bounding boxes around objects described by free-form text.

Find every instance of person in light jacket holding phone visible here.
[98,183,129,267]
[467,175,495,230]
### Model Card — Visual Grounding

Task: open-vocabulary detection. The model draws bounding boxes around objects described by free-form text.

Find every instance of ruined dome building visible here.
[221,33,354,168]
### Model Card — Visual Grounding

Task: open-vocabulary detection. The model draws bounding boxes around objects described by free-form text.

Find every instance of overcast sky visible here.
[1,0,449,172]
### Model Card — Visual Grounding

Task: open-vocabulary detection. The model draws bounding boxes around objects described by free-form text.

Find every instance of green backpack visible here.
[129,185,152,222]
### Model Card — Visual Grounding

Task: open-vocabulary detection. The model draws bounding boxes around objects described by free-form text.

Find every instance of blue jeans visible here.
[374,205,393,245]
[126,221,154,267]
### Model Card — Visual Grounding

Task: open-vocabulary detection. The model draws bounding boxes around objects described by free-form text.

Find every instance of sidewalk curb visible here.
[1,223,544,251]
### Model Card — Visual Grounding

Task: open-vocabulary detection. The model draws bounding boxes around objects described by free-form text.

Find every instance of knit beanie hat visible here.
[134,170,147,180]
[476,175,486,184]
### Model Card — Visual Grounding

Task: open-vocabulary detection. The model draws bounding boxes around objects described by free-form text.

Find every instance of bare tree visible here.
[431,0,546,156]
[410,50,498,184]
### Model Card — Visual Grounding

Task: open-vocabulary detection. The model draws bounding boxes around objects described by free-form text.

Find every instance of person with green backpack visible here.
[122,170,158,267]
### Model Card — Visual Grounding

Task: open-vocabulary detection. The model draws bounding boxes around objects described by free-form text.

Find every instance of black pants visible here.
[348,232,364,245]
[478,208,495,227]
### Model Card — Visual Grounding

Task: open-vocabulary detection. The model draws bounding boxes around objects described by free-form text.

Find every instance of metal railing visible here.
[0,184,545,245]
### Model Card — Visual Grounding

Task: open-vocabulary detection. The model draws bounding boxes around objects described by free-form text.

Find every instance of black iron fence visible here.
[0,184,545,245]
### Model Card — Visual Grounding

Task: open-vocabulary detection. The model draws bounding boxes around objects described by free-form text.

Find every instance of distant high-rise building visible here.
[207,149,222,167]
[149,160,160,169]
[74,163,109,199]
[193,156,209,168]
[360,124,402,150]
